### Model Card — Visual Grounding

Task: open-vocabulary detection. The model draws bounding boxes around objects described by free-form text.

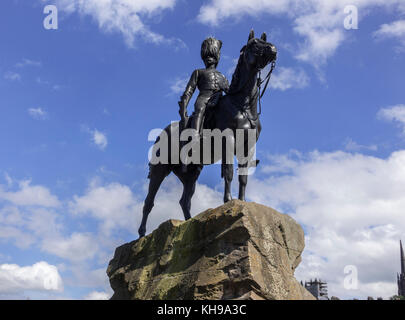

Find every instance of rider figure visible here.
[178,37,229,137]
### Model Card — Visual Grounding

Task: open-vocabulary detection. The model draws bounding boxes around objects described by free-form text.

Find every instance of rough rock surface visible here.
[107,200,315,300]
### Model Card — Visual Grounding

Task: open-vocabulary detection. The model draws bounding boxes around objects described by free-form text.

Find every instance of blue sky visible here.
[1,0,405,300]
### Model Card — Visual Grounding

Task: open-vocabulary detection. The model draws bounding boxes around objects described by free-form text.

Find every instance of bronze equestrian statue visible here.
[138,30,277,238]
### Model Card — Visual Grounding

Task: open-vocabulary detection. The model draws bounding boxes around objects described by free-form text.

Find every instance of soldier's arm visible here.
[179,70,198,118]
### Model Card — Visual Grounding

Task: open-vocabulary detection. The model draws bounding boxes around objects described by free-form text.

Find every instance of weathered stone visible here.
[107,200,315,300]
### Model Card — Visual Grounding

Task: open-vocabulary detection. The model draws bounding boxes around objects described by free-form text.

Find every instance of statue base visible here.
[107,200,315,300]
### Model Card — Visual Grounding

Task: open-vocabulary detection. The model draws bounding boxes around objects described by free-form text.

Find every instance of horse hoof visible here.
[138,227,145,238]
[224,194,232,203]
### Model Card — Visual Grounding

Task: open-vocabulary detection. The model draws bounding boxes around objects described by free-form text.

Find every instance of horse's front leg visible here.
[236,129,259,201]
[221,133,235,203]
[222,162,233,203]
[238,162,248,201]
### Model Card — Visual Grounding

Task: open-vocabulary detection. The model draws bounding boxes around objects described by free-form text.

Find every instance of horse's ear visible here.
[248,29,255,42]
[261,32,267,42]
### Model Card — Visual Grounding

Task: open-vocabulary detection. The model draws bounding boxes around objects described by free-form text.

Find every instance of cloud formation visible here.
[45,0,181,47]
[0,180,60,207]
[0,261,63,294]
[197,0,405,66]
[169,76,189,95]
[344,138,378,152]
[4,71,21,81]
[269,67,310,91]
[374,19,405,48]
[378,104,405,135]
[84,290,110,300]
[92,129,108,150]
[28,108,48,120]
[247,149,405,299]
[15,59,42,68]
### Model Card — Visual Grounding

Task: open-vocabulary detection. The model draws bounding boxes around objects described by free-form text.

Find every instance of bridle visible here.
[257,59,276,115]
[231,43,276,118]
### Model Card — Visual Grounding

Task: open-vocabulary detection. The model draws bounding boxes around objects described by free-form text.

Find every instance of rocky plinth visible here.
[107,200,314,300]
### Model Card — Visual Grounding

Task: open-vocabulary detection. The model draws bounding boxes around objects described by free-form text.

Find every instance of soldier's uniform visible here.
[178,37,229,136]
[180,68,229,133]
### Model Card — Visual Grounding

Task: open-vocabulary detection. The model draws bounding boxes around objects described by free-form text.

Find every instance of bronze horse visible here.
[138,30,277,237]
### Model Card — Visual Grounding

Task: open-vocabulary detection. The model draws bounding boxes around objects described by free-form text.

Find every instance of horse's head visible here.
[244,29,277,71]
[228,29,277,95]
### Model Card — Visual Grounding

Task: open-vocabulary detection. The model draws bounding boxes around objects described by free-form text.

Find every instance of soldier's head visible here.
[201,37,222,68]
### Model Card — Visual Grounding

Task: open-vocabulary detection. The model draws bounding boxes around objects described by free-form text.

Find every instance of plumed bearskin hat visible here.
[201,37,222,66]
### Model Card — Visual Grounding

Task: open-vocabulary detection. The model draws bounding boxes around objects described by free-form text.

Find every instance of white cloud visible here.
[246,149,405,299]
[4,71,21,81]
[0,180,60,207]
[41,233,98,262]
[377,104,405,135]
[28,107,48,120]
[36,78,64,91]
[0,203,61,238]
[36,77,50,86]
[169,76,189,95]
[197,0,405,66]
[269,66,310,91]
[45,0,182,48]
[84,291,110,300]
[374,19,405,47]
[70,181,139,234]
[69,174,223,236]
[4,173,13,187]
[15,59,42,68]
[0,261,63,293]
[0,225,36,249]
[0,206,62,250]
[81,127,108,150]
[92,129,108,150]
[344,138,378,152]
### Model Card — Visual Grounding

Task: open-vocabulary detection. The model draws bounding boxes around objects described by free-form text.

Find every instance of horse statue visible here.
[138,30,277,237]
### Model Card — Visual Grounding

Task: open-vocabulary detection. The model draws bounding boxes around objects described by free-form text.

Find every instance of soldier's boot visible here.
[192,113,204,141]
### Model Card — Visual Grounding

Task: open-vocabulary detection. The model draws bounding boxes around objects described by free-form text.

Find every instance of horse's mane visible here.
[228,45,246,95]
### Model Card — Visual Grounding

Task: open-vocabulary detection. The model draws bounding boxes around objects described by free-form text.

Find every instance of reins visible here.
[257,60,276,115]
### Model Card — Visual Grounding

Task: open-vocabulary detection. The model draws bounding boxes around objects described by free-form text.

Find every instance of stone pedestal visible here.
[107,200,315,300]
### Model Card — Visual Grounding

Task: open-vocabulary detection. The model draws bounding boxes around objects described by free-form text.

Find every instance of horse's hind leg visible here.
[179,179,196,221]
[138,165,170,238]
[175,165,202,220]
[222,162,233,203]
